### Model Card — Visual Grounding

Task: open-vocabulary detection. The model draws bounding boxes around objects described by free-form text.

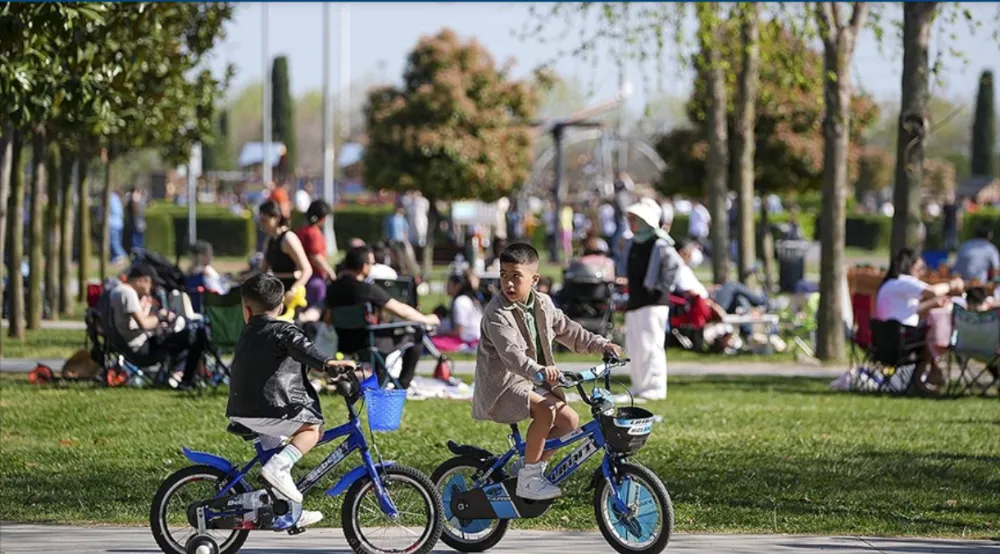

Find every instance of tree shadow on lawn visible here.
[775,538,1000,553]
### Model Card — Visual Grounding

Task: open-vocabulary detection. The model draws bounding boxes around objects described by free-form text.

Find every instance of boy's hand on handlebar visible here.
[604,343,624,359]
[541,366,561,385]
[326,359,357,374]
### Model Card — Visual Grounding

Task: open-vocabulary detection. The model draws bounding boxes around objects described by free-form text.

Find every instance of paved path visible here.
[1,319,87,330]
[0,356,845,379]
[1,524,996,554]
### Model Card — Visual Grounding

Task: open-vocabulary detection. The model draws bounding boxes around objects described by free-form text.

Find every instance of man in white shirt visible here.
[365,242,399,282]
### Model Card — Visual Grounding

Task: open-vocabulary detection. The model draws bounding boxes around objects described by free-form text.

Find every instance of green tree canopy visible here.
[271,55,295,177]
[655,23,879,198]
[363,28,540,202]
[971,70,995,177]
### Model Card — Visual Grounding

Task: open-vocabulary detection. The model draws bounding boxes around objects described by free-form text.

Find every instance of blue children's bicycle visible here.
[431,353,673,554]
[149,368,443,554]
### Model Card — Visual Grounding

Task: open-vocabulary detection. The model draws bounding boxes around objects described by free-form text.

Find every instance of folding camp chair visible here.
[198,288,243,386]
[330,304,423,384]
[947,305,1000,397]
[854,319,925,393]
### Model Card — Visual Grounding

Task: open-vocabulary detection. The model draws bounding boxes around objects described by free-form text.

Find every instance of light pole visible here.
[322,3,337,254]
[262,3,272,186]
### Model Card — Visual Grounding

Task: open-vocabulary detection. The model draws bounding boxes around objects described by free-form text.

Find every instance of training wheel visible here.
[184,535,219,554]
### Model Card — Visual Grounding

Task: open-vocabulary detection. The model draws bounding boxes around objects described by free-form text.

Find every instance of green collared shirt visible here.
[515,291,546,364]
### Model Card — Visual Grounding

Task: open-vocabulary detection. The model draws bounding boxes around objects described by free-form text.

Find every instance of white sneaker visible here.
[296,510,323,527]
[516,464,561,500]
[261,457,303,503]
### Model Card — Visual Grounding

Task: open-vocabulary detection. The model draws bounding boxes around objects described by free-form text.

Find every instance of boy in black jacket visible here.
[226,274,355,526]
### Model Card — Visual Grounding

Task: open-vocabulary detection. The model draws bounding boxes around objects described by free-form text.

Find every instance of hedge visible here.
[961,209,1000,243]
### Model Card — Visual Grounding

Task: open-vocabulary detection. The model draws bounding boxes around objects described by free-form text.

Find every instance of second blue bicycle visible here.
[431,353,674,554]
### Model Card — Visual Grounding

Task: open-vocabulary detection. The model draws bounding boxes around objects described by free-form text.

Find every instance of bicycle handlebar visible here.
[533,353,630,390]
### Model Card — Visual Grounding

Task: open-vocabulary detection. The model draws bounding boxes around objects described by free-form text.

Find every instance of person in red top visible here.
[296,200,336,307]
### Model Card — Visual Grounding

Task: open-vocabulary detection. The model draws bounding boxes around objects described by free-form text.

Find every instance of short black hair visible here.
[966,286,988,308]
[373,241,391,263]
[976,226,994,240]
[499,242,539,266]
[306,200,331,224]
[343,245,373,272]
[241,273,285,314]
[127,263,157,281]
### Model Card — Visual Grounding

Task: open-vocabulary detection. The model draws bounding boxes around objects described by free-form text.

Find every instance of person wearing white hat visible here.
[615,198,682,400]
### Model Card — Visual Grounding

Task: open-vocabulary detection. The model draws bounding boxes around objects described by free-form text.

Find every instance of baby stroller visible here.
[560,260,616,337]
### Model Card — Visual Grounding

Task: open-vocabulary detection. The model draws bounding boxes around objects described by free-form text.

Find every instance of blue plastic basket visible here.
[361,374,406,432]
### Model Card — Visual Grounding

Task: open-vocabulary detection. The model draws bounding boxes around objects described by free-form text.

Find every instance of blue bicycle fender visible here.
[325,461,395,497]
[182,447,235,474]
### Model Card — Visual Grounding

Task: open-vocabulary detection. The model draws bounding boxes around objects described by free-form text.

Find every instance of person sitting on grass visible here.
[226,273,357,526]
[472,243,623,501]
[187,240,225,293]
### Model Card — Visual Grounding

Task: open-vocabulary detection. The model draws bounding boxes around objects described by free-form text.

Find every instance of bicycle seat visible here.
[226,422,259,441]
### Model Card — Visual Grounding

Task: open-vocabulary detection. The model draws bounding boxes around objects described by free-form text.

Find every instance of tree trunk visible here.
[59,153,76,316]
[44,143,61,321]
[27,129,46,330]
[0,127,12,308]
[76,151,91,303]
[699,3,731,285]
[7,133,25,339]
[734,5,760,286]
[99,153,112,281]
[890,3,937,256]
[815,3,868,362]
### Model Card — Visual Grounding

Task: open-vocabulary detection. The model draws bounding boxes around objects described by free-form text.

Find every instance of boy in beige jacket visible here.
[472,243,622,500]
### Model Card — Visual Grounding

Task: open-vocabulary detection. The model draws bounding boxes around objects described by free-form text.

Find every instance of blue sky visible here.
[209,2,1000,111]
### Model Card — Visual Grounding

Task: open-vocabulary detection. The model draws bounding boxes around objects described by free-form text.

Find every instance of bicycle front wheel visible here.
[593,462,673,554]
[341,464,443,554]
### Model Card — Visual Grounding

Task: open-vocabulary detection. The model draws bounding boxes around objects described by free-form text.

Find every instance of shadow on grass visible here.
[777,538,1000,553]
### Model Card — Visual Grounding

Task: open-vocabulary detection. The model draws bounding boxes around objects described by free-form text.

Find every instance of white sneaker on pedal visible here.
[261,457,303,503]
[296,510,323,527]
[516,464,561,500]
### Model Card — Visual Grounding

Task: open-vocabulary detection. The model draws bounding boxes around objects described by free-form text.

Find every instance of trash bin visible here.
[776,240,809,293]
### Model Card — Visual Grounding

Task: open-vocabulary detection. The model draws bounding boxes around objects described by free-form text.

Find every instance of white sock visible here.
[275,444,303,466]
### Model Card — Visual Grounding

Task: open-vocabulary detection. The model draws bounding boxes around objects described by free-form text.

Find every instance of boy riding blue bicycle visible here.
[473,243,623,501]
[226,274,357,527]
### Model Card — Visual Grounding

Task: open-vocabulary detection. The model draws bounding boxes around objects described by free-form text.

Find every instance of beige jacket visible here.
[472,291,610,424]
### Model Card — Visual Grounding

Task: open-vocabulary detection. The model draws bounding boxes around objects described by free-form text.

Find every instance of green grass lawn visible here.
[1,326,796,365]
[1,376,996,537]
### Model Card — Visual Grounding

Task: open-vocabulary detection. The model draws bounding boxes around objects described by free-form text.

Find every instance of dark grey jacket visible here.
[226,315,329,422]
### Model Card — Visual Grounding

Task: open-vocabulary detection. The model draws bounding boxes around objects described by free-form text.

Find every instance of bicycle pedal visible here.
[287,526,306,536]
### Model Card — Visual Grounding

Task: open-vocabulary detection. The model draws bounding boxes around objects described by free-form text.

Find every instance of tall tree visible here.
[364,29,539,267]
[733,4,760,285]
[0,129,11,308]
[813,2,870,362]
[271,55,296,178]
[6,133,24,338]
[202,110,233,172]
[76,156,90,302]
[971,70,995,178]
[697,3,731,284]
[26,131,45,330]
[43,143,61,320]
[58,150,74,315]
[890,3,936,256]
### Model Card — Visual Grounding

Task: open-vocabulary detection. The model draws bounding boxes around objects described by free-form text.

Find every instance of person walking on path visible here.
[616,198,681,400]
